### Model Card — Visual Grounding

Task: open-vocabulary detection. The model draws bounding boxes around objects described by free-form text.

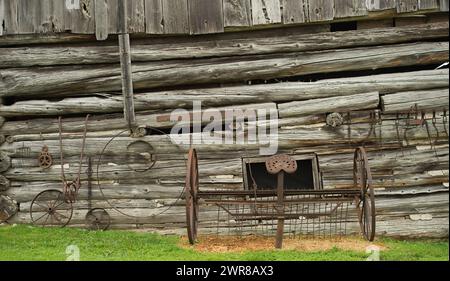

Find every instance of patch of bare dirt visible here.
[180,235,387,253]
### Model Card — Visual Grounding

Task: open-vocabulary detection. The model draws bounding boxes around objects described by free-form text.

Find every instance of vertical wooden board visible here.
[252,0,282,25]
[334,0,369,18]
[38,0,65,33]
[145,0,164,33]
[2,0,18,34]
[127,0,145,33]
[418,0,439,9]
[17,0,40,34]
[162,0,189,34]
[94,0,108,40]
[397,0,419,12]
[223,0,252,27]
[64,0,96,34]
[282,0,306,24]
[0,0,4,36]
[188,0,224,34]
[366,0,397,11]
[107,0,118,34]
[307,0,334,22]
[439,0,449,11]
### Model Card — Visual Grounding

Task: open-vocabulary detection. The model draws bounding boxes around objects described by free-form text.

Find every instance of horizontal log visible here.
[381,89,449,113]
[1,69,448,117]
[0,42,447,99]
[278,92,380,118]
[0,23,447,68]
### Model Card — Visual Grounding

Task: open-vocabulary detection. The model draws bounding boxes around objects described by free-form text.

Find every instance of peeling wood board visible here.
[282,0,307,24]
[127,0,145,33]
[252,0,282,25]
[223,0,252,27]
[145,0,164,33]
[188,0,224,34]
[64,0,96,34]
[307,0,334,22]
[397,0,419,12]
[440,0,449,11]
[418,0,439,10]
[334,0,369,18]
[94,0,108,40]
[38,0,65,33]
[366,0,397,11]
[162,0,189,34]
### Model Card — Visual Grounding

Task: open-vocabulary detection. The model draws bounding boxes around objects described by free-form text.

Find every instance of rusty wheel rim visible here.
[30,189,73,227]
[85,208,111,231]
[185,148,199,244]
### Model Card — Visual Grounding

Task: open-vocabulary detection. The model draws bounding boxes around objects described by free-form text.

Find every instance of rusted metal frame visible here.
[198,189,361,197]
[203,197,356,205]
[275,171,285,249]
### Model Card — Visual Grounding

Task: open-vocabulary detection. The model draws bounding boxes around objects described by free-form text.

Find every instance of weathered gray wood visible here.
[366,0,397,10]
[440,0,449,10]
[127,0,145,33]
[16,0,40,34]
[334,0,369,18]
[0,175,10,191]
[94,0,108,40]
[357,19,394,29]
[106,0,118,34]
[2,23,447,68]
[278,92,380,118]
[2,0,18,34]
[162,0,189,34]
[308,0,334,22]
[0,41,447,98]
[223,0,252,27]
[37,0,65,33]
[418,0,439,10]
[188,0,224,34]
[252,0,282,25]
[397,0,419,12]
[381,89,449,113]
[65,0,96,34]
[0,151,11,172]
[144,0,164,33]
[282,0,306,24]
[0,0,5,36]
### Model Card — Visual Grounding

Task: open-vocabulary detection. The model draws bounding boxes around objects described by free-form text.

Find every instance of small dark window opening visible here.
[243,155,321,191]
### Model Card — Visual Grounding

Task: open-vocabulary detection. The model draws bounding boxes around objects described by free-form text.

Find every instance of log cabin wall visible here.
[0,0,449,238]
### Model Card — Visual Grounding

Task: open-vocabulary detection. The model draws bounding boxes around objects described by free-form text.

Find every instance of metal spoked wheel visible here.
[85,208,111,231]
[30,189,73,227]
[185,148,199,245]
[353,147,376,242]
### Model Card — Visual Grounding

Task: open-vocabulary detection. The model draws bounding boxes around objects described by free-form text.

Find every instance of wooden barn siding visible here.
[0,0,446,37]
[1,20,449,237]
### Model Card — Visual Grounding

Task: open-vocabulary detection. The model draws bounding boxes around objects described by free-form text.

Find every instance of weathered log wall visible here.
[0,20,449,238]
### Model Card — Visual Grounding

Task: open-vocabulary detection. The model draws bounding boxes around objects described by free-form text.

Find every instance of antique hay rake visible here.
[185,147,376,248]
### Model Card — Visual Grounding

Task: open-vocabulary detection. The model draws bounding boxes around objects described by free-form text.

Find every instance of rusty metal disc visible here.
[38,145,53,169]
[353,147,376,241]
[265,154,298,175]
[30,189,73,227]
[85,208,111,231]
[185,148,199,245]
[0,195,18,223]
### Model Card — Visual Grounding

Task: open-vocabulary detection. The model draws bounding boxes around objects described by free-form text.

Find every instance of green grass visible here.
[0,225,447,261]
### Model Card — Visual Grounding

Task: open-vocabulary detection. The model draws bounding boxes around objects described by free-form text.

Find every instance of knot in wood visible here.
[265,154,297,175]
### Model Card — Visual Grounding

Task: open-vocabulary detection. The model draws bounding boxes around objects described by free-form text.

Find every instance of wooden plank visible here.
[440,0,449,11]
[127,0,145,33]
[418,0,439,9]
[188,0,224,34]
[0,0,4,36]
[145,0,164,33]
[94,0,108,40]
[2,0,19,35]
[107,0,118,34]
[162,0,189,34]
[65,0,96,34]
[308,0,334,22]
[366,0,397,11]
[223,0,252,27]
[334,0,369,18]
[38,0,65,33]
[17,0,40,34]
[397,0,419,12]
[252,0,282,25]
[282,0,307,24]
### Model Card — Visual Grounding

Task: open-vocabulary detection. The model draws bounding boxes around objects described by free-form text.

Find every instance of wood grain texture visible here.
[282,0,307,24]
[366,0,397,11]
[418,0,439,10]
[94,0,108,40]
[188,0,224,34]
[38,0,65,33]
[17,0,40,34]
[308,0,334,22]
[440,0,449,11]
[2,0,19,34]
[162,0,189,34]
[127,0,145,33]
[0,0,4,36]
[252,0,282,25]
[145,0,164,33]
[334,0,369,18]
[397,0,419,12]
[65,0,96,34]
[223,0,252,27]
